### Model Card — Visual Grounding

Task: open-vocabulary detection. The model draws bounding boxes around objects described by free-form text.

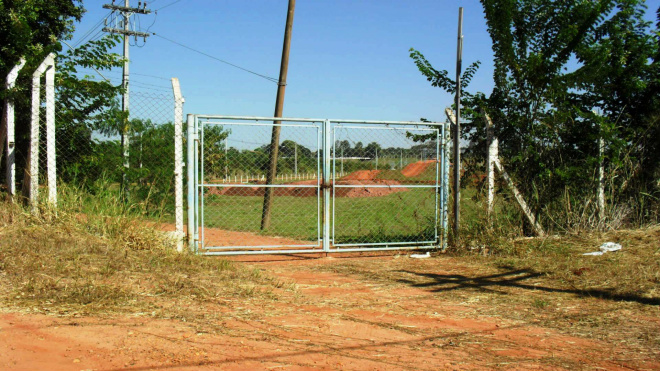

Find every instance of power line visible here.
[72,11,113,48]
[153,33,280,84]
[132,72,170,81]
[155,0,184,11]
[61,40,112,82]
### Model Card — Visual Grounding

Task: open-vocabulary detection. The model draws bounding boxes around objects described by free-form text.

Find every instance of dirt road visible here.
[1,254,657,370]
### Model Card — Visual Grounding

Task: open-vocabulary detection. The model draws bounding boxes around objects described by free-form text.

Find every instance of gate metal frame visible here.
[187,114,449,255]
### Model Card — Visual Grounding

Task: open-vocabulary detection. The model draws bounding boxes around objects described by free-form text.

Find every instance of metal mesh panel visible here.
[331,124,440,248]
[0,63,183,233]
[198,119,322,252]
[190,116,448,256]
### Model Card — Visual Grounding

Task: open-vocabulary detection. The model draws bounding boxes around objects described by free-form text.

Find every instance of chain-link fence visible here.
[1,57,183,236]
[2,56,449,256]
[190,116,449,255]
[331,123,443,248]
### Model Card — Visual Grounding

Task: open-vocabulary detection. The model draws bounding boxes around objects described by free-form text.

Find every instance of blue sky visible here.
[69,0,493,123]
[70,0,660,124]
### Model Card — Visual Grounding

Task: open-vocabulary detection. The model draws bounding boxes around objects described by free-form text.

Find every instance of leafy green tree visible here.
[54,35,125,182]
[411,0,660,229]
[365,142,382,158]
[0,0,83,81]
[566,1,660,215]
[1,0,85,182]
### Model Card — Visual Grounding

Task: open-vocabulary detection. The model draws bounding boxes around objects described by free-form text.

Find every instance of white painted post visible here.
[27,54,55,209]
[45,57,56,207]
[598,136,605,222]
[28,63,43,207]
[186,114,195,248]
[483,110,498,217]
[171,78,185,251]
[493,157,545,237]
[3,58,26,199]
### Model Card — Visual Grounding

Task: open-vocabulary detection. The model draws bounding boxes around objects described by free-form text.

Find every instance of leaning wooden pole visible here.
[261,0,296,230]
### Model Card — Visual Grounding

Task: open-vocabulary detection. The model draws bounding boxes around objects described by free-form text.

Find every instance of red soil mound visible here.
[206,178,407,198]
[335,179,407,198]
[401,160,435,177]
[342,170,380,180]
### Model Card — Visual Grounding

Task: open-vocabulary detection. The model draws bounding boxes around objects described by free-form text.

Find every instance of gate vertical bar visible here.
[434,127,440,246]
[322,120,331,252]
[200,122,205,252]
[194,115,200,252]
[317,127,321,245]
[186,114,195,249]
[331,126,336,245]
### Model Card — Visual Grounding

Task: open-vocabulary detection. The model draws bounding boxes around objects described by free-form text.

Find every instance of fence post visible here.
[26,54,55,210]
[598,136,605,222]
[171,78,185,251]
[2,58,26,200]
[45,55,56,207]
[483,110,498,217]
[443,122,451,250]
[186,114,195,250]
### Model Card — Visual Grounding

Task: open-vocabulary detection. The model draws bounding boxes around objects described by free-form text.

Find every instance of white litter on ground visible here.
[410,252,431,259]
[582,242,622,256]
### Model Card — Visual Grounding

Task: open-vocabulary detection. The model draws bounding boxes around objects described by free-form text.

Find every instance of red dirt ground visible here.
[401,160,436,177]
[2,254,657,370]
[161,224,316,247]
[207,172,407,199]
[341,170,380,180]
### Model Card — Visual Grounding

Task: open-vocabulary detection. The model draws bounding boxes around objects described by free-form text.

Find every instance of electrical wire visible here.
[132,72,170,81]
[153,33,280,84]
[155,0,184,12]
[72,11,113,48]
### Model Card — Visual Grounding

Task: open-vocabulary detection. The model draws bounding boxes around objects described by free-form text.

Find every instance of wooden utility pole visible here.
[453,7,464,241]
[261,0,296,230]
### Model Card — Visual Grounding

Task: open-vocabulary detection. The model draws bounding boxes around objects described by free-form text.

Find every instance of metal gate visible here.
[187,115,449,255]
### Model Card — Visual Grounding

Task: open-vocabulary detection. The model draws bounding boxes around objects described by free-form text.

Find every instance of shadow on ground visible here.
[396,269,660,306]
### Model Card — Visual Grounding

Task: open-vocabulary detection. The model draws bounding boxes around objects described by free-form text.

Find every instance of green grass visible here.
[202,188,442,244]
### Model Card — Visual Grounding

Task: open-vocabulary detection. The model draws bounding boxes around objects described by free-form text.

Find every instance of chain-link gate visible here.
[188,115,449,255]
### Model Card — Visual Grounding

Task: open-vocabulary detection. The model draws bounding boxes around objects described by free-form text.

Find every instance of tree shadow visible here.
[396,269,660,306]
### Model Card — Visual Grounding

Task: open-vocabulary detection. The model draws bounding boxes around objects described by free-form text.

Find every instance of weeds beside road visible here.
[0,195,658,370]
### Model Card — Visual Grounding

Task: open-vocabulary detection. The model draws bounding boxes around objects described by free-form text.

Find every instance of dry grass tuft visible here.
[485,225,660,302]
[0,197,288,317]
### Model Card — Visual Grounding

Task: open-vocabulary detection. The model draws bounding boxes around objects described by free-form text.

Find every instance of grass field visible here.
[202,187,440,245]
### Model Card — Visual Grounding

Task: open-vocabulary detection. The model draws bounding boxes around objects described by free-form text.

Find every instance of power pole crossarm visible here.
[102,28,152,38]
[102,3,151,13]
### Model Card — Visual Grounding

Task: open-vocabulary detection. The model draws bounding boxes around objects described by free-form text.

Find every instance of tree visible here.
[0,0,83,80]
[1,0,84,174]
[364,142,382,159]
[411,0,660,230]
